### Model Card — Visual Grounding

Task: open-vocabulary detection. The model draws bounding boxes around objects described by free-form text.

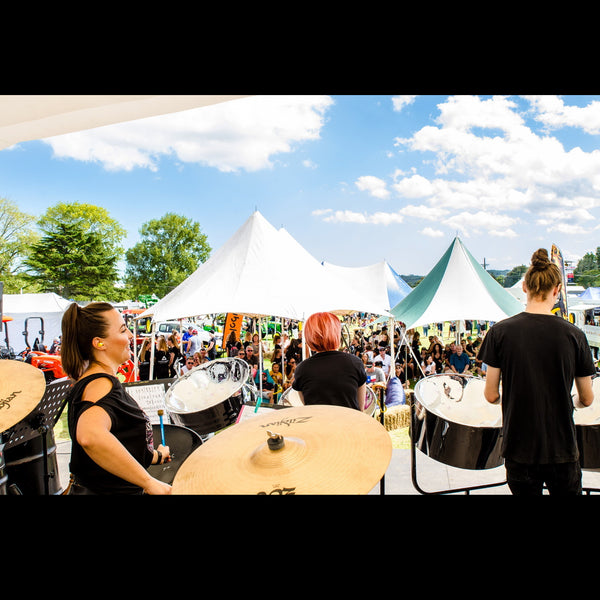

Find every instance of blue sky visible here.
[2,94,600,278]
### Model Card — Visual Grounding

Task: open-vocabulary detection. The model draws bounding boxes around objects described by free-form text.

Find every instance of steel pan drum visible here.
[165,358,248,436]
[412,374,503,470]
[573,377,600,468]
[280,385,378,417]
[147,423,203,484]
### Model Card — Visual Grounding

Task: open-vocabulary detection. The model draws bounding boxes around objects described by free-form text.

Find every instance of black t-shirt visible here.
[292,350,367,410]
[478,312,596,464]
[67,373,154,494]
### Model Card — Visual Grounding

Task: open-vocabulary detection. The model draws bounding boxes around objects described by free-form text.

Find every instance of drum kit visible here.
[0,360,71,495]
[159,358,392,494]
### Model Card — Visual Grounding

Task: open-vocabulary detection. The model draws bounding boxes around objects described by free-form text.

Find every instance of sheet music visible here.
[126,384,170,424]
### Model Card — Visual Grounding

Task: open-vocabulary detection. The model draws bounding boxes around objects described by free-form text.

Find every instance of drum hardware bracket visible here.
[266,431,285,451]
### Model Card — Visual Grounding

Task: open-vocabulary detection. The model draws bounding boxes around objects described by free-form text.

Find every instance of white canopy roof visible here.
[141,211,392,323]
[0,95,248,150]
[2,292,71,353]
[321,260,412,313]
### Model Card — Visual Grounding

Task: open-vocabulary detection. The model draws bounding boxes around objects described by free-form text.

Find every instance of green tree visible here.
[23,202,126,300]
[0,197,40,293]
[503,264,527,287]
[125,213,211,298]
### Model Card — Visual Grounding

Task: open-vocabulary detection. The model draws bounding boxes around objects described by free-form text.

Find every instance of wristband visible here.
[156,449,162,464]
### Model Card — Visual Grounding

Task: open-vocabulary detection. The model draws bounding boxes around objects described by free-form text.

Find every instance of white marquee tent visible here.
[2,292,71,354]
[141,211,393,324]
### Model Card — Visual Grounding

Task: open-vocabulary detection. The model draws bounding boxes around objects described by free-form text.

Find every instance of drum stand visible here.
[2,377,72,495]
[409,402,507,495]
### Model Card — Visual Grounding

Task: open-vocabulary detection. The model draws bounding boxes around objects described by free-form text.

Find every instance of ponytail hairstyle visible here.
[61,302,115,380]
[523,248,562,301]
[304,312,342,353]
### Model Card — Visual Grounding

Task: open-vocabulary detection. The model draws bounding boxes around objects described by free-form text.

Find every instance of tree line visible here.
[0,198,211,302]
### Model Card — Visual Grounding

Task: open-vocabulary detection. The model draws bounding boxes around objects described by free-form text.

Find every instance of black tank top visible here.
[67,373,154,494]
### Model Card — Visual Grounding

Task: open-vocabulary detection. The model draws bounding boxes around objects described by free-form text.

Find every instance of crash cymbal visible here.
[172,404,393,495]
[0,360,46,433]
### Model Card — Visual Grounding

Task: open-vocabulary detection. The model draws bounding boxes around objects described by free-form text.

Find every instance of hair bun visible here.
[530,248,550,269]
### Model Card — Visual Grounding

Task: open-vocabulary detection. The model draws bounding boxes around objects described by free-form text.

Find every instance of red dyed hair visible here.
[304,312,341,352]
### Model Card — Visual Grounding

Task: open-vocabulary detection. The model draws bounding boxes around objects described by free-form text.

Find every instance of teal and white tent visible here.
[390,237,524,329]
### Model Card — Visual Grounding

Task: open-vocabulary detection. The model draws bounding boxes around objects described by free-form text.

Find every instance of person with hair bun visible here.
[479,248,595,495]
[292,312,366,411]
[61,302,172,495]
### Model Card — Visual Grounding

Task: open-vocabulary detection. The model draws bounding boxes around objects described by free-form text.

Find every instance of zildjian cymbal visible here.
[0,360,46,433]
[171,404,393,495]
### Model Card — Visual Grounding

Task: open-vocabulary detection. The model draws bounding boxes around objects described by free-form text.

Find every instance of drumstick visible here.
[158,409,166,446]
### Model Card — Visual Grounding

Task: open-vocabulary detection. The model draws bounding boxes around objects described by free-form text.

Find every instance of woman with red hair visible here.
[292,312,366,411]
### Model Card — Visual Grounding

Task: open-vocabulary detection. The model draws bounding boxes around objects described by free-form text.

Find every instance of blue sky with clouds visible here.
[1,94,600,278]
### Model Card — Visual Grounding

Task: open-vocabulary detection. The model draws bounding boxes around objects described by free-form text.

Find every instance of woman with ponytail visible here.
[62,302,172,495]
[479,248,595,495]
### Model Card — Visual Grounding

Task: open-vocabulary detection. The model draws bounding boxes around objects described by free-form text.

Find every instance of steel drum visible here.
[165,358,248,436]
[279,385,378,417]
[573,377,600,468]
[412,374,503,470]
[147,423,203,485]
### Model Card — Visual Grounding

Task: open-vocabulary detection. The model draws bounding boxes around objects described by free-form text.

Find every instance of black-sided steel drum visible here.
[412,374,503,470]
[165,358,248,436]
[0,443,7,495]
[574,377,600,468]
[148,423,203,485]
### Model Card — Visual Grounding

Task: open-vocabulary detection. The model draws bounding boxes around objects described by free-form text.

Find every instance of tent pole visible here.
[149,324,156,379]
[259,316,263,402]
[133,318,138,380]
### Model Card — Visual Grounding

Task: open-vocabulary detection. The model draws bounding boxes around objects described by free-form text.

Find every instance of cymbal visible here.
[172,404,393,495]
[0,360,46,433]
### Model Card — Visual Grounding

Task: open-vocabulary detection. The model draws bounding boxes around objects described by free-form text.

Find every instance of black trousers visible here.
[504,459,582,495]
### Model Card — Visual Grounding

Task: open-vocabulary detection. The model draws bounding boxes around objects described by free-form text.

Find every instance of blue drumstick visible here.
[158,409,166,446]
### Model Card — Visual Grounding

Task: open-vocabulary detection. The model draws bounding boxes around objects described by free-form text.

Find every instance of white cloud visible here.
[392,95,418,112]
[526,95,600,135]
[355,175,390,199]
[316,209,404,225]
[420,227,444,237]
[43,95,334,173]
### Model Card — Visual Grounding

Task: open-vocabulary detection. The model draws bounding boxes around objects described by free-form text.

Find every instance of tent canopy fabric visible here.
[390,237,524,330]
[321,260,412,313]
[0,95,249,150]
[577,287,600,302]
[2,292,71,353]
[141,211,392,323]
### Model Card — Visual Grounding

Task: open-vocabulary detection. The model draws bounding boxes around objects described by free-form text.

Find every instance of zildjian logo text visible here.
[0,390,22,410]
[258,416,313,428]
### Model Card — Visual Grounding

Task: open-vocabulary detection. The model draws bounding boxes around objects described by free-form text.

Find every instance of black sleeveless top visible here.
[67,373,154,494]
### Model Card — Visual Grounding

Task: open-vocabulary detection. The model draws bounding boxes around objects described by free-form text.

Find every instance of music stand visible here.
[2,377,73,495]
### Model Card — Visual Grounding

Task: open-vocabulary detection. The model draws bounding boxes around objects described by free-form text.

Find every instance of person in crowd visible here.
[251,332,266,357]
[365,360,386,385]
[244,345,259,367]
[448,344,471,375]
[197,347,210,364]
[376,345,392,378]
[167,334,182,378]
[181,326,193,354]
[154,335,170,379]
[242,331,253,349]
[186,329,201,357]
[254,368,274,402]
[180,356,195,375]
[236,347,247,362]
[49,337,61,354]
[270,361,284,401]
[423,353,437,376]
[226,331,242,357]
[206,329,216,360]
[443,342,457,371]
[61,302,171,495]
[429,342,444,373]
[137,337,152,381]
[292,312,366,410]
[284,358,297,390]
[479,248,595,495]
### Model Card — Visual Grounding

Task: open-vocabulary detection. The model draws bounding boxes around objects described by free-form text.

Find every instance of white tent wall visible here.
[2,293,71,354]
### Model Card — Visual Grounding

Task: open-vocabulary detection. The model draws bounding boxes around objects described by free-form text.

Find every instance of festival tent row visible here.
[140,211,394,324]
[390,237,524,331]
[2,292,70,354]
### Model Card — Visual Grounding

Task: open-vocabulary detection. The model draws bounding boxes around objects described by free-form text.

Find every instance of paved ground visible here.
[52,438,600,495]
